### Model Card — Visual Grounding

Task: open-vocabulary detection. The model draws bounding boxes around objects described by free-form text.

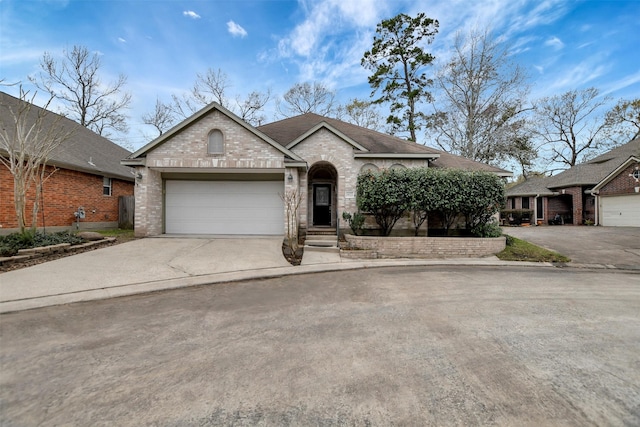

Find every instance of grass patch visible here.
[497,235,570,263]
[93,229,136,242]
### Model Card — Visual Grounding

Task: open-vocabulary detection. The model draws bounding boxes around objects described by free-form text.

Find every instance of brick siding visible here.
[1,165,133,231]
[599,162,640,195]
[344,234,506,258]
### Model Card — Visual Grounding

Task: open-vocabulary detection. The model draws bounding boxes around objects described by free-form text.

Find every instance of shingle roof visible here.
[1,91,133,181]
[258,113,511,174]
[507,139,640,196]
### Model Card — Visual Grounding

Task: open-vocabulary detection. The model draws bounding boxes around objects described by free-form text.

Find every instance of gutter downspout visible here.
[534,194,540,226]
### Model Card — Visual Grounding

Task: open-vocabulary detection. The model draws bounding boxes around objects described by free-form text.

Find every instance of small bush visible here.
[470,220,502,238]
[500,209,533,225]
[342,211,365,236]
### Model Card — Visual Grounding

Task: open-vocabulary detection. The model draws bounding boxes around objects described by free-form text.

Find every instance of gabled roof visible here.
[0,91,133,181]
[592,155,640,192]
[125,102,303,162]
[507,139,640,196]
[258,113,511,175]
[549,139,640,188]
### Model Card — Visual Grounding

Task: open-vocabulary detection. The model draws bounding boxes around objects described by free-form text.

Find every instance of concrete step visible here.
[305,239,338,248]
[304,245,340,253]
[306,234,337,241]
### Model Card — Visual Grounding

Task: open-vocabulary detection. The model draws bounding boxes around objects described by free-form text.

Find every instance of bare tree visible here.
[165,67,271,126]
[336,98,385,131]
[429,29,531,166]
[0,88,74,233]
[29,45,131,137]
[236,89,272,126]
[276,82,336,117]
[141,98,176,137]
[604,98,640,142]
[534,87,611,168]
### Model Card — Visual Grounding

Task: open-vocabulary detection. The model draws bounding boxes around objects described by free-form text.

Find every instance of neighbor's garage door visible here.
[165,180,284,235]
[601,194,640,227]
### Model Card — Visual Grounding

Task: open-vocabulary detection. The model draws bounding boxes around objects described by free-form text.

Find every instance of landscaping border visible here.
[0,237,116,267]
[342,234,506,259]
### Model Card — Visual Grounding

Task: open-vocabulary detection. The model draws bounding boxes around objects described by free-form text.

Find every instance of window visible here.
[208,129,224,154]
[103,177,112,196]
[360,163,379,173]
[510,198,515,209]
[522,196,530,209]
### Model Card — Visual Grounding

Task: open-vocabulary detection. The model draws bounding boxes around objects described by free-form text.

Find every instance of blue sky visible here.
[1,0,639,150]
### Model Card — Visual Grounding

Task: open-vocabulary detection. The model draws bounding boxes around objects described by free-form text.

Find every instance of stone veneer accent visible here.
[343,234,506,259]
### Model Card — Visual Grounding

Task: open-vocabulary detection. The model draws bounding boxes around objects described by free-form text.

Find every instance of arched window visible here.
[360,163,379,173]
[208,129,224,154]
[390,163,406,170]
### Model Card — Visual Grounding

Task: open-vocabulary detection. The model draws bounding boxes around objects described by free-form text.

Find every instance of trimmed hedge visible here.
[356,168,505,237]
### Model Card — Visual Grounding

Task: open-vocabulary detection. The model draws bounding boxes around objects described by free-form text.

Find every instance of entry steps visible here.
[304,233,339,253]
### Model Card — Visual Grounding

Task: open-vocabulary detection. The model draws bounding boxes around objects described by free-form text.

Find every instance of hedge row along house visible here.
[122,102,511,237]
[0,91,134,234]
[506,139,640,227]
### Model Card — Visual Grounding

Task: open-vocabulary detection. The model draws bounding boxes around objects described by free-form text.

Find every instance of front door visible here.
[313,184,332,226]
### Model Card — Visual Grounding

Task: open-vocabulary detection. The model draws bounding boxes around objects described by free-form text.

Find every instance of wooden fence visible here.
[118,195,134,229]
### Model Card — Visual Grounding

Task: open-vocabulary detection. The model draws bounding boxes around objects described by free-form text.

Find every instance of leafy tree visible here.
[407,167,438,235]
[29,45,131,137]
[357,169,411,235]
[429,29,530,167]
[276,81,336,117]
[534,87,611,168]
[458,171,505,236]
[362,13,439,141]
[604,98,640,142]
[0,88,74,233]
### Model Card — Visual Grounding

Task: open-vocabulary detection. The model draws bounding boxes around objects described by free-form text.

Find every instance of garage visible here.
[165,180,284,235]
[600,194,640,227]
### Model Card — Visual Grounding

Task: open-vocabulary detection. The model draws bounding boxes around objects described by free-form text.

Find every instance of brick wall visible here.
[1,165,133,232]
[599,162,640,195]
[344,234,506,258]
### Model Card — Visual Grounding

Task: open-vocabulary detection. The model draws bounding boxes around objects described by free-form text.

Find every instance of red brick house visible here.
[1,92,134,234]
[506,139,640,227]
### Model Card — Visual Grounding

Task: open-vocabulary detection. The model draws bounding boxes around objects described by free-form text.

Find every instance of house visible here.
[0,91,134,234]
[122,102,511,237]
[506,139,640,226]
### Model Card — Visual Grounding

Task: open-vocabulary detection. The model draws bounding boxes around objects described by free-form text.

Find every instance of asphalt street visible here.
[1,265,639,426]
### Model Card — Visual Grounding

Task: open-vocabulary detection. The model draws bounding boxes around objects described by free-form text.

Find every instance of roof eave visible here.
[286,122,369,151]
[354,153,440,159]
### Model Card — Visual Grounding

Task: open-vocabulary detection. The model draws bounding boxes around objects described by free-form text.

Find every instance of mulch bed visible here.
[0,236,136,273]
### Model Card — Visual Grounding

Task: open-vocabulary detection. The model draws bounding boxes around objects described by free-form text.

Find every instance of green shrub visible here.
[342,211,365,236]
[0,231,84,257]
[470,220,503,238]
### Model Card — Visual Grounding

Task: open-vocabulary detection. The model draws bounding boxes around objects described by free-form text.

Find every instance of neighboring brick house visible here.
[123,103,511,237]
[506,139,640,226]
[0,92,134,234]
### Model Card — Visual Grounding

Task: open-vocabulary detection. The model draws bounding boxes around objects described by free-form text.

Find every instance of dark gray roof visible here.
[258,113,511,174]
[507,139,640,196]
[1,91,133,181]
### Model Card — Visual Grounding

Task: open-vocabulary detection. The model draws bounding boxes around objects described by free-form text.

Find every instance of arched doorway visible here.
[307,162,338,228]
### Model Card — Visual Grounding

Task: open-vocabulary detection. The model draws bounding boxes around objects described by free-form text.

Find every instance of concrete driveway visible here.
[0,236,290,304]
[1,266,638,425]
[504,226,640,268]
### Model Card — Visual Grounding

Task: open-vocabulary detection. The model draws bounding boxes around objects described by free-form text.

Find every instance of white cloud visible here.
[227,20,248,38]
[118,37,127,43]
[544,36,564,50]
[183,10,200,19]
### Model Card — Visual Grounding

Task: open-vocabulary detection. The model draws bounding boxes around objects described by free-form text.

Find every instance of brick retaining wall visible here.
[343,234,506,259]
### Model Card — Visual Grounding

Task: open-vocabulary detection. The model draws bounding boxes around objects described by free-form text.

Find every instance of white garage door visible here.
[165,180,284,235]
[601,194,640,227]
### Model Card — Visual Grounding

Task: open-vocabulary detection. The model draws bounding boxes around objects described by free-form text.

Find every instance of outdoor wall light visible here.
[136,172,143,181]
[287,173,293,182]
